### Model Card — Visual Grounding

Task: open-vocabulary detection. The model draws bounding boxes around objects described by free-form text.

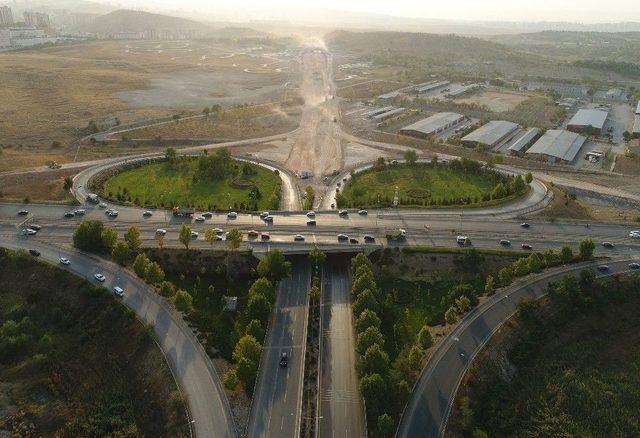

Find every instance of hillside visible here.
[74,9,213,35]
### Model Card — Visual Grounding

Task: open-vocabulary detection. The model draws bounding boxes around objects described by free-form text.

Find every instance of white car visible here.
[59,257,71,265]
[306,211,316,218]
[191,231,199,238]
[456,235,468,245]
[143,210,153,217]
[195,215,206,222]
[94,273,106,282]
[108,210,119,217]
[113,286,124,297]
[21,228,37,236]
[74,209,86,215]
[98,202,108,208]
[214,228,224,235]
[630,231,640,239]
[260,211,270,219]
[155,229,167,236]
[294,234,305,241]
[227,212,238,219]
[338,210,348,217]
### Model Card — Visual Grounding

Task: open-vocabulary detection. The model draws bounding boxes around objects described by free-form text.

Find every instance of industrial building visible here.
[636,101,640,115]
[372,107,405,122]
[634,101,640,138]
[461,120,520,148]
[526,129,586,164]
[416,80,450,94]
[362,106,395,119]
[566,108,609,135]
[507,128,540,155]
[399,112,465,138]
[0,26,54,47]
[0,6,13,26]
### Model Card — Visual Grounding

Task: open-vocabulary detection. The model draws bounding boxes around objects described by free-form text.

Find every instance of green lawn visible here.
[338,163,511,208]
[103,159,282,211]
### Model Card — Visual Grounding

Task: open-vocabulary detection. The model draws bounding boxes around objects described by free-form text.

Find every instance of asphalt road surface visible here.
[319,257,366,438]
[0,236,236,438]
[397,257,639,438]
[248,257,311,437]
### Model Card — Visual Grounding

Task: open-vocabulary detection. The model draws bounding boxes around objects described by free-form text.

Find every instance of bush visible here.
[159,281,176,298]
[173,290,193,313]
[223,369,239,390]
[355,309,381,333]
[245,319,265,342]
[133,253,150,277]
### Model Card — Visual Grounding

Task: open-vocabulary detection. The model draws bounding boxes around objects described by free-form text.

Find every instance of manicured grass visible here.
[103,159,282,211]
[338,163,513,208]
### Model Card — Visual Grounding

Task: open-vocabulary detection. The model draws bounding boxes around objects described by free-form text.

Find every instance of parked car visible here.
[214,228,224,235]
[191,231,199,238]
[98,202,108,208]
[248,230,259,238]
[260,211,270,219]
[21,228,37,236]
[456,235,468,245]
[261,232,270,241]
[349,238,359,244]
[108,210,119,217]
[74,209,86,215]
[338,210,348,217]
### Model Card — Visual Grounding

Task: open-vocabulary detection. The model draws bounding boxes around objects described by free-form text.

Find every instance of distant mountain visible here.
[73,9,213,35]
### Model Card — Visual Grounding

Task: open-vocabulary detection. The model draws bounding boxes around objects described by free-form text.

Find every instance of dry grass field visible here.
[456,90,530,112]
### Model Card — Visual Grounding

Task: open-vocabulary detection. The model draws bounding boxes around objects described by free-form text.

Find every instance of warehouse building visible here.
[372,107,405,122]
[416,80,450,94]
[636,101,640,115]
[526,129,586,164]
[566,108,609,135]
[461,120,520,148]
[632,115,640,138]
[507,127,540,155]
[398,112,465,138]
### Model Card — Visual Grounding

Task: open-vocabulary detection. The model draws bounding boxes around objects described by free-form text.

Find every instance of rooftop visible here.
[567,108,609,129]
[636,101,640,115]
[399,112,464,135]
[461,120,519,146]
[508,128,540,153]
[633,115,640,134]
[526,129,586,162]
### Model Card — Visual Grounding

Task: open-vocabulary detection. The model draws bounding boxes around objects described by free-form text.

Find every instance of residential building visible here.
[399,112,466,138]
[0,5,13,26]
[461,120,520,148]
[24,11,50,28]
[526,129,586,164]
[0,28,9,47]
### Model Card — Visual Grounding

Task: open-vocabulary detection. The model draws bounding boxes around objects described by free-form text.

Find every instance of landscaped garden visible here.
[337,157,531,209]
[98,148,282,211]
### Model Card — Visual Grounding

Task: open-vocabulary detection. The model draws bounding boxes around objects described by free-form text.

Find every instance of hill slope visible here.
[75,9,212,34]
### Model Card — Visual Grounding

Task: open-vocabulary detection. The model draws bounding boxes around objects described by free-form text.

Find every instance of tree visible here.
[484,275,496,295]
[377,413,394,437]
[543,249,557,266]
[512,257,529,277]
[560,246,573,264]
[144,261,165,285]
[359,373,387,418]
[249,278,276,304]
[357,326,384,354]
[498,267,512,286]
[101,228,118,253]
[124,226,142,253]
[455,295,471,312]
[203,107,211,117]
[63,176,73,191]
[159,281,176,298]
[226,228,243,250]
[133,253,150,277]
[174,289,193,313]
[417,325,433,350]
[256,250,291,282]
[155,233,165,249]
[444,306,458,325]
[73,220,105,252]
[165,147,177,165]
[179,224,192,250]
[233,334,262,365]
[404,148,418,165]
[472,429,489,438]
[579,238,595,260]
[527,253,543,273]
[524,172,533,184]
[111,240,131,266]
[355,309,381,333]
[223,369,238,390]
[511,174,526,193]
[245,319,265,342]
[407,344,425,371]
[309,247,326,269]
[359,344,390,376]
[236,357,258,393]
[246,293,272,325]
[352,271,378,300]
[353,289,379,317]
[351,253,372,271]
[204,228,217,246]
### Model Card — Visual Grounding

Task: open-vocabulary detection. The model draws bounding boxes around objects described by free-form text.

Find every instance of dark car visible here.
[29,249,40,257]
[602,242,614,249]
[521,244,533,250]
[628,262,640,270]
[279,352,288,368]
[520,223,530,228]
[28,224,42,231]
[349,238,359,244]
[364,235,375,243]
[499,239,511,246]
[64,211,75,218]
[18,210,29,216]
[597,265,610,272]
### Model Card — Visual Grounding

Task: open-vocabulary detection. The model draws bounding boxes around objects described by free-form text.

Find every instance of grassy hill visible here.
[75,9,213,34]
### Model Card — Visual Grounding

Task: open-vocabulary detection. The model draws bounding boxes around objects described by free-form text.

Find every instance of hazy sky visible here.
[140,0,640,23]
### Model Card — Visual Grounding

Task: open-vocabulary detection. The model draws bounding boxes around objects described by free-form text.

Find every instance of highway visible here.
[396,257,640,438]
[319,258,366,438]
[248,257,311,437]
[0,236,236,438]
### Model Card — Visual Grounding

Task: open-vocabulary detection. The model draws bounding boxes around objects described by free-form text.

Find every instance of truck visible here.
[385,228,406,241]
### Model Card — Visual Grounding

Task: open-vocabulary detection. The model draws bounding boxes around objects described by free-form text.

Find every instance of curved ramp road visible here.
[0,237,236,438]
[396,257,639,438]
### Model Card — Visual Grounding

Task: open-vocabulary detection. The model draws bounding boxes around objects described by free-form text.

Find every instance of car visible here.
[202,212,213,218]
[94,273,106,282]
[64,211,75,218]
[227,212,238,219]
[74,209,86,215]
[629,232,640,239]
[18,210,29,216]
[279,352,288,368]
[628,262,640,270]
[338,210,348,217]
[307,219,316,226]
[364,235,375,243]
[349,238,359,244]
[602,241,615,248]
[597,265,610,272]
[195,215,206,222]
[263,215,274,223]
[499,239,511,246]
[215,235,223,241]
[306,211,316,218]
[156,229,167,235]
[337,234,349,241]
[520,222,530,228]
[247,230,259,238]
[143,210,153,217]
[214,228,224,235]
[358,210,368,216]
[113,286,124,297]
[98,202,108,208]
[191,231,199,238]
[21,228,37,236]
[521,244,533,250]
[59,257,71,265]
[456,235,468,245]
[108,210,119,217]
[294,234,305,241]
[28,249,40,257]
[261,232,270,241]
[28,224,42,231]
[260,211,270,219]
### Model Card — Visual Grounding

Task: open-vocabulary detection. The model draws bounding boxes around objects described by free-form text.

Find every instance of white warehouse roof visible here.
[526,129,586,162]
[399,112,464,135]
[633,115,640,134]
[462,120,519,147]
[567,109,608,130]
[508,127,540,153]
[636,101,640,115]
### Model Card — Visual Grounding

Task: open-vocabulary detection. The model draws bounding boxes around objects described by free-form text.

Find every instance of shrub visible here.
[173,290,193,313]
